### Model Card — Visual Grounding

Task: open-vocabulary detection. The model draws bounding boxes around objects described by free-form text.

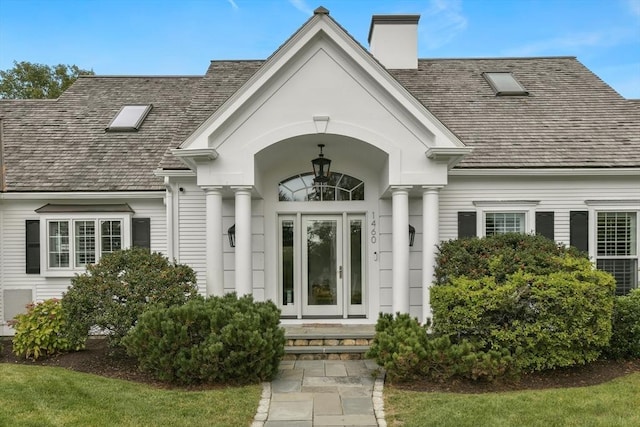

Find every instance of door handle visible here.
[339,265,343,279]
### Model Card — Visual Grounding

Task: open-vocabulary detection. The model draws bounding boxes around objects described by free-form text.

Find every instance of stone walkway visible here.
[253,359,385,427]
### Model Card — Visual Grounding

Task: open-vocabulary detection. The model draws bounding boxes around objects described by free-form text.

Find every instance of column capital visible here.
[422,185,444,193]
[230,185,253,193]
[390,185,413,193]
[201,185,223,193]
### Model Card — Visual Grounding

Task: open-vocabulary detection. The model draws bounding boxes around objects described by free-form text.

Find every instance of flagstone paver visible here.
[259,359,384,427]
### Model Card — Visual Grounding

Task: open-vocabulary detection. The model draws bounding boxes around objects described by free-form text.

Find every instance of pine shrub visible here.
[62,247,198,348]
[366,313,516,382]
[11,299,84,360]
[123,293,285,385]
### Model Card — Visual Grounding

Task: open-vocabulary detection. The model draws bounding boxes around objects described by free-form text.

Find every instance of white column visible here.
[422,186,442,323]
[233,187,253,296]
[392,186,411,314]
[164,177,175,261]
[203,186,224,296]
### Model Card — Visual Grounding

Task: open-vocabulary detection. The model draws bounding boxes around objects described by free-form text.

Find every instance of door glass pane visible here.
[307,220,337,306]
[350,220,363,305]
[282,220,294,305]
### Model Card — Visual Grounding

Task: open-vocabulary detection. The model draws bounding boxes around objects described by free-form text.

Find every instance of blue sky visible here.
[1,0,639,98]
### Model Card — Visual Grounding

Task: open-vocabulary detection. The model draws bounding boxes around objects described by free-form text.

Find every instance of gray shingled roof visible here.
[1,55,638,193]
[390,57,640,168]
[0,76,201,191]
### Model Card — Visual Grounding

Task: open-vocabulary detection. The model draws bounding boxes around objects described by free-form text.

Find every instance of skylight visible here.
[483,72,529,96]
[107,105,152,131]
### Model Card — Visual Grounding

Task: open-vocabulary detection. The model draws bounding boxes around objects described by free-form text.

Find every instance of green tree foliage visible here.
[431,234,615,372]
[0,61,94,99]
[10,299,84,360]
[62,248,198,348]
[123,293,285,385]
[606,289,640,359]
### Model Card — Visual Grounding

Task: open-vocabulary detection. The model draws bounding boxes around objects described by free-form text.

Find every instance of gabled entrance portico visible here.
[166,9,470,323]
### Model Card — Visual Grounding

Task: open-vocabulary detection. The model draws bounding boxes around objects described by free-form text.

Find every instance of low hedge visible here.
[122,293,285,385]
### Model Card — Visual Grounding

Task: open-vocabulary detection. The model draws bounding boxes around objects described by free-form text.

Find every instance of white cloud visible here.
[289,0,313,16]
[627,0,640,16]
[419,0,468,50]
[227,0,239,10]
[503,28,636,57]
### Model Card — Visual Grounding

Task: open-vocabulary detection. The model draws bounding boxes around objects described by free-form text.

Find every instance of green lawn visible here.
[0,364,261,427]
[385,373,640,427]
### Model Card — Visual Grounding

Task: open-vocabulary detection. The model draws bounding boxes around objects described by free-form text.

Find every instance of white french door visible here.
[278,214,366,318]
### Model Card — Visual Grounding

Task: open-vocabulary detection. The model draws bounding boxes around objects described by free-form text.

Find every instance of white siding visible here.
[0,196,166,333]
[175,183,266,298]
[440,175,640,243]
[177,184,207,294]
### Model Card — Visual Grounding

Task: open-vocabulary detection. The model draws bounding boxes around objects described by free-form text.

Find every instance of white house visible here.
[1,7,638,335]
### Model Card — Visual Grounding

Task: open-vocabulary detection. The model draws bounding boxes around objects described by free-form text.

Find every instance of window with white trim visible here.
[595,211,638,295]
[47,218,124,270]
[486,212,526,236]
[473,201,538,237]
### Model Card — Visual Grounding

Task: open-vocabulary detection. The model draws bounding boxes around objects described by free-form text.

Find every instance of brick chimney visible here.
[368,14,420,69]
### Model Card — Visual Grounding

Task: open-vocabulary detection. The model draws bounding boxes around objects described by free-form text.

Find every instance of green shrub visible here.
[366,313,517,382]
[122,293,285,385]
[10,299,84,360]
[62,247,198,348]
[606,289,640,359]
[434,233,586,284]
[431,258,615,372]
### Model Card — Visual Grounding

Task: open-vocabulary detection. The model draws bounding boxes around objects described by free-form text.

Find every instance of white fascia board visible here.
[450,168,640,177]
[0,191,165,200]
[153,168,196,178]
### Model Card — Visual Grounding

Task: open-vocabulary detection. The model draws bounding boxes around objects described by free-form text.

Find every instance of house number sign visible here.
[371,211,378,261]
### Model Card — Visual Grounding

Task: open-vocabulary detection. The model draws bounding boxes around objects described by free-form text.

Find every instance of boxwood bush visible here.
[62,247,198,348]
[431,234,615,372]
[122,293,285,385]
[605,289,640,359]
[434,233,585,284]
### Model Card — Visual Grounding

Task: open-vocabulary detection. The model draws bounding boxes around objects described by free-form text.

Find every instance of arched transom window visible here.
[279,172,365,201]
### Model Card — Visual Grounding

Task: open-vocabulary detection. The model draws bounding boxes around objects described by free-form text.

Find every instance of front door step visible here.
[283,324,375,360]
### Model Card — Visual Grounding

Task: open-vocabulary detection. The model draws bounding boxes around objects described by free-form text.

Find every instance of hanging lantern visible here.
[311,144,331,184]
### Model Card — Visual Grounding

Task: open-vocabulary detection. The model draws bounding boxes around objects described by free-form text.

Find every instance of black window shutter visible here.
[535,211,555,240]
[458,212,477,238]
[26,220,40,274]
[132,218,151,249]
[570,211,589,252]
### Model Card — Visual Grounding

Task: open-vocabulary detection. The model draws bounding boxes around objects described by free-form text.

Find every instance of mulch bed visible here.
[2,337,639,393]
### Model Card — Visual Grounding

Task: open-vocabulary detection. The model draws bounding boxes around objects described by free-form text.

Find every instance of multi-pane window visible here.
[47,219,123,269]
[279,172,364,201]
[101,220,122,254]
[485,212,525,236]
[49,221,70,268]
[596,212,638,295]
[75,221,96,267]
